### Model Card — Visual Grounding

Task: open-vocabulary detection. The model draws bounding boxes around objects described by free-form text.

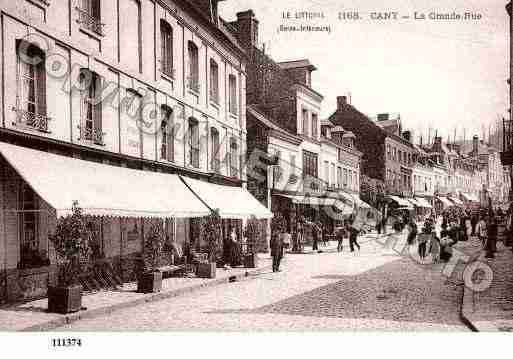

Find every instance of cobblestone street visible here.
[58,233,469,331]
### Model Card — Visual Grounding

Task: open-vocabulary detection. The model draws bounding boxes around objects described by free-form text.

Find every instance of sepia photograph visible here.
[0,0,512,355]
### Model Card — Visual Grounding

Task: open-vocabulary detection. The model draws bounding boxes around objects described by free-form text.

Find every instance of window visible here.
[302,150,318,178]
[349,170,353,189]
[324,161,329,185]
[387,144,390,159]
[337,167,342,188]
[288,154,297,183]
[228,74,237,115]
[230,138,239,177]
[209,59,219,105]
[398,150,402,164]
[302,109,309,137]
[211,127,220,173]
[19,183,43,268]
[160,20,174,78]
[188,118,199,168]
[311,113,318,139]
[77,0,103,35]
[343,168,348,188]
[79,69,103,145]
[331,163,336,187]
[273,150,282,184]
[393,148,396,161]
[187,41,199,93]
[160,105,174,162]
[15,41,48,132]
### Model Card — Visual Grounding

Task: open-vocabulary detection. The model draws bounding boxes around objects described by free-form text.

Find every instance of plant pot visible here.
[47,285,83,314]
[137,271,163,293]
[196,262,216,278]
[244,253,258,268]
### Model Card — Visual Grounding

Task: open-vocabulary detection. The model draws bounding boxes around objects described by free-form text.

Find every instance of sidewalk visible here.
[457,237,513,332]
[0,255,272,332]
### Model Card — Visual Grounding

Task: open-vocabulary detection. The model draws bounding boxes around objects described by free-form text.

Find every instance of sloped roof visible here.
[277,59,317,71]
[247,105,302,145]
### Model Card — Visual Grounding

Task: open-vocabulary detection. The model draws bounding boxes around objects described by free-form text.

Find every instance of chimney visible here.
[473,135,479,154]
[337,96,347,111]
[231,10,259,51]
[402,131,411,142]
[377,113,389,121]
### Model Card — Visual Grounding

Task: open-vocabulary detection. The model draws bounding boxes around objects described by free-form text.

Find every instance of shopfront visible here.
[0,142,272,303]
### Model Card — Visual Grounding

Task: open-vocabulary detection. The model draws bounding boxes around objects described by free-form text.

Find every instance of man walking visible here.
[336,225,346,252]
[270,232,283,272]
[347,221,361,252]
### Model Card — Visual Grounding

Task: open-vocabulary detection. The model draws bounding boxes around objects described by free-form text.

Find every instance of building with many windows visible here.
[0,0,273,303]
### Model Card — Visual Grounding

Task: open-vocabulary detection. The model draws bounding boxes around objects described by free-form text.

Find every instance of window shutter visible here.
[93,74,102,141]
[35,57,46,117]
[92,0,101,20]
[168,115,174,161]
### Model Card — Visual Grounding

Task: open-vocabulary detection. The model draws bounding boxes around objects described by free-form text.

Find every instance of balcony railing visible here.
[190,148,199,168]
[211,158,221,174]
[12,107,51,133]
[78,125,105,145]
[76,7,104,36]
[161,66,175,80]
[187,76,200,94]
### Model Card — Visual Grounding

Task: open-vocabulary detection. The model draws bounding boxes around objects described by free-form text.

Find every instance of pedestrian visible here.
[296,220,304,253]
[471,210,478,236]
[229,226,242,267]
[312,223,319,252]
[347,221,361,252]
[270,232,283,272]
[336,224,346,252]
[429,235,441,263]
[407,219,418,245]
[476,214,488,248]
[418,219,433,259]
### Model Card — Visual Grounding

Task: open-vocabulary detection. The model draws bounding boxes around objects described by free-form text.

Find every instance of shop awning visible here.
[181,176,273,219]
[388,195,413,208]
[414,197,433,209]
[461,193,479,202]
[335,191,372,209]
[449,197,464,206]
[0,142,211,218]
[436,196,453,207]
[277,194,355,214]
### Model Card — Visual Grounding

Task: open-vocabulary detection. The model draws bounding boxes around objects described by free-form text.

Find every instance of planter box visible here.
[196,262,216,279]
[244,253,258,268]
[47,285,83,314]
[137,271,163,293]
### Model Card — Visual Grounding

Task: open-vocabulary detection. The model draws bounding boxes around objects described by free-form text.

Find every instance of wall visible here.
[1,0,246,178]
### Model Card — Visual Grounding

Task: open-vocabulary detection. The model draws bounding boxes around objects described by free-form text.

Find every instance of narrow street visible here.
[59,234,469,331]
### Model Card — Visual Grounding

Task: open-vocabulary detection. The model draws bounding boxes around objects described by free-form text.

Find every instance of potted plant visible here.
[196,212,221,278]
[243,215,261,268]
[47,201,91,314]
[137,221,166,293]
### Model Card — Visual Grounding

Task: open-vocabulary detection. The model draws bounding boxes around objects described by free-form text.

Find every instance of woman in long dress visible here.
[229,226,242,267]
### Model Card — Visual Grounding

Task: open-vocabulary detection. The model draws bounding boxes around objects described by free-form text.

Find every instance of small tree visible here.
[142,220,166,273]
[201,211,222,262]
[49,202,92,287]
[244,215,261,254]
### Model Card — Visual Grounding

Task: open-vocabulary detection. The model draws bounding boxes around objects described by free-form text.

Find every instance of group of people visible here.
[335,219,361,253]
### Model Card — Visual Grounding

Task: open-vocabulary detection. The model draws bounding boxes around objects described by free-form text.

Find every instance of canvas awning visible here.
[181,176,273,219]
[414,197,433,209]
[335,191,372,209]
[387,195,413,208]
[0,142,212,218]
[276,194,354,215]
[436,196,453,208]
[461,193,479,202]
[449,197,464,206]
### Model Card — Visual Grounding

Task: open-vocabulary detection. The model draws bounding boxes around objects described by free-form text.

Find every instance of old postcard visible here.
[0,0,512,356]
